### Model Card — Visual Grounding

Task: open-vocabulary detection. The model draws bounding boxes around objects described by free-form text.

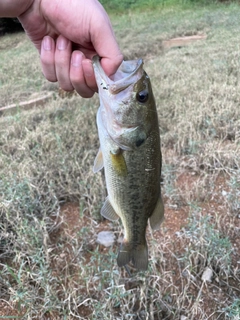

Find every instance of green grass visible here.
[225,299,240,319]
[0,34,46,107]
[100,0,238,13]
[0,2,240,319]
[184,207,232,276]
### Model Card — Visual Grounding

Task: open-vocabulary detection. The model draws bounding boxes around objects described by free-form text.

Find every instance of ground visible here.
[1,172,238,319]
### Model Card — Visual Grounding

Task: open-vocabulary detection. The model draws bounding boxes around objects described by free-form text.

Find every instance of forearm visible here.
[0,0,33,17]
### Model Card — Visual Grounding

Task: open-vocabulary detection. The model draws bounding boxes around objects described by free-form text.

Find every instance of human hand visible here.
[17,0,123,98]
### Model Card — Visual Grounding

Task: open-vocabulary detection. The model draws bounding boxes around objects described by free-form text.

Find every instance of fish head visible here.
[93,56,156,150]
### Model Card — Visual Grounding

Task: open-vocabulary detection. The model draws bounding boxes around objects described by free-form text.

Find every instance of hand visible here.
[18,0,123,98]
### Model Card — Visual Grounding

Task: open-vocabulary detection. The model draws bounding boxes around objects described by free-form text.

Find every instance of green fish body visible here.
[93,56,164,271]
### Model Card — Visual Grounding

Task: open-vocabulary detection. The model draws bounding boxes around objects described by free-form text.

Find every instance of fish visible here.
[92,55,164,271]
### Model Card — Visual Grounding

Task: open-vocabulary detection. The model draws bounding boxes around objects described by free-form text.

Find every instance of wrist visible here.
[0,0,34,17]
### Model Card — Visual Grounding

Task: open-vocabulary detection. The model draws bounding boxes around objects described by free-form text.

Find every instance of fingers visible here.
[55,36,73,91]
[41,36,57,82]
[82,59,96,90]
[41,35,73,91]
[70,51,95,98]
[40,36,95,98]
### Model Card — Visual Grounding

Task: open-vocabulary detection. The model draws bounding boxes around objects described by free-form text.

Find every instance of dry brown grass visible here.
[0,3,239,319]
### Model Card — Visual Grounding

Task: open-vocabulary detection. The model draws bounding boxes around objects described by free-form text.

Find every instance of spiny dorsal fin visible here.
[149,196,164,231]
[93,148,104,173]
[101,196,119,221]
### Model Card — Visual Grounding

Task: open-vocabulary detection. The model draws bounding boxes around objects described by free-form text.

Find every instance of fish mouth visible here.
[92,55,143,94]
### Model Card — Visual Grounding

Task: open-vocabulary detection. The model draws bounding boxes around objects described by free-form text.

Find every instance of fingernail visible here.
[43,36,52,51]
[57,37,68,50]
[71,52,81,67]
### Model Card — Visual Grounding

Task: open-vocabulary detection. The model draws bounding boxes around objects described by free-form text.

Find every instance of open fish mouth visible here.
[92,55,143,94]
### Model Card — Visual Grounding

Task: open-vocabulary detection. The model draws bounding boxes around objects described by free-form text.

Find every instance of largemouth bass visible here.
[93,56,164,271]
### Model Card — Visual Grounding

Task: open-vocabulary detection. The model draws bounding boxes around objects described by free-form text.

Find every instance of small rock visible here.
[92,275,100,282]
[201,267,213,282]
[117,236,124,243]
[96,231,115,247]
[222,190,227,196]
[180,316,188,320]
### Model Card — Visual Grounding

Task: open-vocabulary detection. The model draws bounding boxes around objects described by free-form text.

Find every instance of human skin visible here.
[0,0,123,98]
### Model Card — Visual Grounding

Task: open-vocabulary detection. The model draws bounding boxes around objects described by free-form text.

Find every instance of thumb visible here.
[90,11,123,77]
[100,52,123,78]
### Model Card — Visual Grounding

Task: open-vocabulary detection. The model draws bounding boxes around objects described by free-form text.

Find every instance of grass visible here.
[225,299,240,319]
[99,0,238,13]
[0,2,240,319]
[0,33,47,107]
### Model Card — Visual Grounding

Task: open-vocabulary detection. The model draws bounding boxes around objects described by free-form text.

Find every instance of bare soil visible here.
[162,34,207,50]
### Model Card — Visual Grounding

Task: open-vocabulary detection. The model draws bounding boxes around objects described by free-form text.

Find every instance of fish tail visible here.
[117,241,148,271]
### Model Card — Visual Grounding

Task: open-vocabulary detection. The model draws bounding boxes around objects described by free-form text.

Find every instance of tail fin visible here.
[117,242,148,271]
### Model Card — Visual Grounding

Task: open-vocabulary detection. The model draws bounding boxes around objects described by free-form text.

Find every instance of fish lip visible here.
[92,55,143,94]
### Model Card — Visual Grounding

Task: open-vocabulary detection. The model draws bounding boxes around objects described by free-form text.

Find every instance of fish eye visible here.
[136,90,148,103]
[135,138,145,147]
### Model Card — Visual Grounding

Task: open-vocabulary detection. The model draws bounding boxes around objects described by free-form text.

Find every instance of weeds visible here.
[100,0,236,13]
[183,206,232,277]
[225,299,240,319]
[227,171,240,215]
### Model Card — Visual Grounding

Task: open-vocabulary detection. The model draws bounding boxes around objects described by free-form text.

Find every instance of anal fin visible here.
[149,196,164,231]
[101,196,119,221]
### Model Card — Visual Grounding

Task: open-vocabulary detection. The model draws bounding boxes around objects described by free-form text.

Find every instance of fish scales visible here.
[93,56,164,271]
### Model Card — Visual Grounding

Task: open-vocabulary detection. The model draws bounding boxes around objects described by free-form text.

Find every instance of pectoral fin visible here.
[101,196,119,221]
[149,196,164,231]
[93,148,104,173]
[110,149,127,177]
